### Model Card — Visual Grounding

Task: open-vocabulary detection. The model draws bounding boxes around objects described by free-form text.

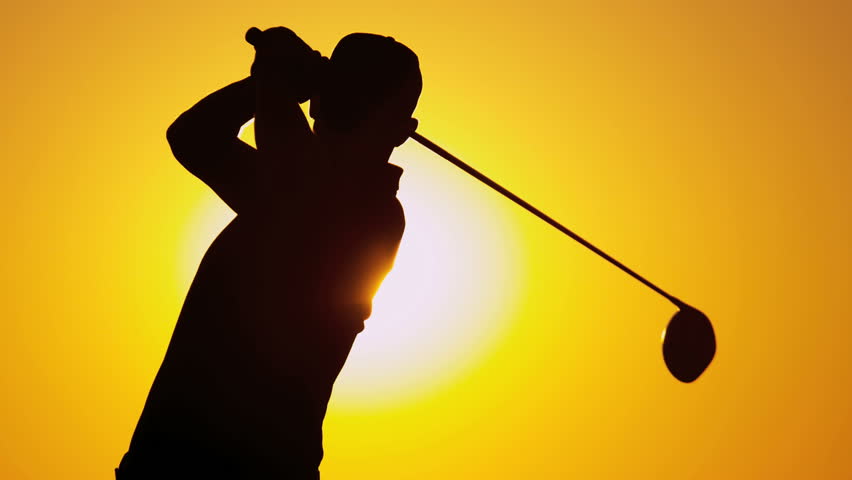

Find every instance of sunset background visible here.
[2,1,851,478]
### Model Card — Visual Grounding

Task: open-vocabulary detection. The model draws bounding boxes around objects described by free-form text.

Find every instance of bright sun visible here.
[177,121,524,409]
[335,144,524,408]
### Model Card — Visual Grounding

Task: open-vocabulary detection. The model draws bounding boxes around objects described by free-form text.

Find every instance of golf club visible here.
[409,132,716,383]
[245,26,714,382]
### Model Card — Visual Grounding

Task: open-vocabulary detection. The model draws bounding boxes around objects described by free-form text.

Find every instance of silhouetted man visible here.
[116,27,421,479]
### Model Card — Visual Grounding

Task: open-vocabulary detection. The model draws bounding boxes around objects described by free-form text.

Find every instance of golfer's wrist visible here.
[252,54,326,104]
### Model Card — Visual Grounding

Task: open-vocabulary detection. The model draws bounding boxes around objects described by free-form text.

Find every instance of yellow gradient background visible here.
[2,2,851,478]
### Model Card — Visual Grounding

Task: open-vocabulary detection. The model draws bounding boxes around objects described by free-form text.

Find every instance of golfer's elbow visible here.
[166,114,203,167]
[166,114,192,152]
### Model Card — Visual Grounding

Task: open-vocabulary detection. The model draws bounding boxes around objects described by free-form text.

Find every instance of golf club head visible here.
[662,305,715,382]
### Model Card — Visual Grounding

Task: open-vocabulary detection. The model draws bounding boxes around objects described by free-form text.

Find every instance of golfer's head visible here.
[310,33,421,151]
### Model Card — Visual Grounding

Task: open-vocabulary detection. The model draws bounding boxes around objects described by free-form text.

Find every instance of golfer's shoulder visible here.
[385,196,405,234]
[383,164,406,231]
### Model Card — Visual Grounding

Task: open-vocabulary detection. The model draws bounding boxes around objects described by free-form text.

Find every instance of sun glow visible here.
[334,144,524,408]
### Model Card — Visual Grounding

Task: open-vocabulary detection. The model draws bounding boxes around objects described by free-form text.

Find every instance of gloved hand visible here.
[245,26,328,103]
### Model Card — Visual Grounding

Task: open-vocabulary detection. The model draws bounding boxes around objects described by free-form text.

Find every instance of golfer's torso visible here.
[128,184,404,470]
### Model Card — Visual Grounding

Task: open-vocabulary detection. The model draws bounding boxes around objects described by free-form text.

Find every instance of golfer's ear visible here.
[395,117,418,146]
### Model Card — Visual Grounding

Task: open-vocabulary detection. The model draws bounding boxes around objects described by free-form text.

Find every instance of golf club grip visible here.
[245,27,263,46]
[409,131,685,309]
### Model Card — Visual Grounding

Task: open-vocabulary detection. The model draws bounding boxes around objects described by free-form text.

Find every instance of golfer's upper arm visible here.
[166,120,259,215]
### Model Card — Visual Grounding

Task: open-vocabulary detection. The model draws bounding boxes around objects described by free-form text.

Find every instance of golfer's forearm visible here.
[167,77,256,146]
[254,72,312,157]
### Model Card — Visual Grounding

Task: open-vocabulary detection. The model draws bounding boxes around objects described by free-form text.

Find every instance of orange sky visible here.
[1,2,851,478]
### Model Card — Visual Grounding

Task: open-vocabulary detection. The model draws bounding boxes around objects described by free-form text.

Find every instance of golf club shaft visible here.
[409,131,685,309]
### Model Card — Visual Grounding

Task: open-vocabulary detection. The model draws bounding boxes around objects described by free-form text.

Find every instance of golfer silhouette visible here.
[116,27,421,479]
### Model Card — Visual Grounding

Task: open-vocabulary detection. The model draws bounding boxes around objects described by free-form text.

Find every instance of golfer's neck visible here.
[322,139,392,170]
